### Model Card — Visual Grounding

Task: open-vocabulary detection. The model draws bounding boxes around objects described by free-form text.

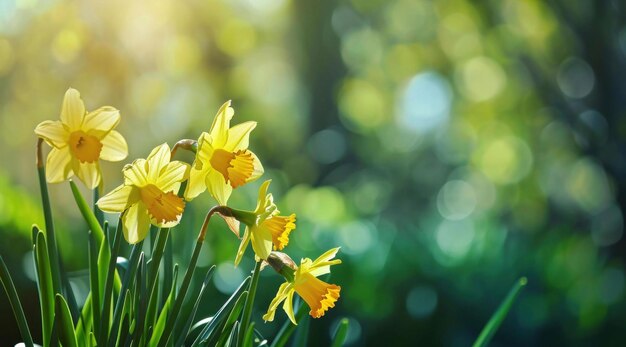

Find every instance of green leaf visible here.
[55,294,78,347]
[190,276,252,347]
[216,291,248,347]
[35,229,54,347]
[0,256,34,347]
[330,318,349,347]
[473,277,528,347]
[224,321,239,347]
[292,315,310,347]
[270,299,308,347]
[98,220,124,346]
[242,322,255,347]
[238,261,262,346]
[149,265,179,346]
[37,162,63,296]
[88,231,101,339]
[75,293,93,346]
[174,266,216,347]
[108,243,144,347]
[155,239,204,347]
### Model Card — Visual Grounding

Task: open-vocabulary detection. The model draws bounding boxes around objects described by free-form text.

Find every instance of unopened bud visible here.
[267,252,297,282]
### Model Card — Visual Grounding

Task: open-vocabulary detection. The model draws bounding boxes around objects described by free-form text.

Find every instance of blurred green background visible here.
[1,0,626,345]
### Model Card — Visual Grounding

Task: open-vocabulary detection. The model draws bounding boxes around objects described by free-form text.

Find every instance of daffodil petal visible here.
[97,185,139,213]
[250,225,273,261]
[283,289,297,325]
[262,282,292,322]
[45,147,73,183]
[225,121,256,152]
[60,88,85,130]
[184,166,209,201]
[209,100,234,148]
[234,226,251,267]
[308,247,342,278]
[146,143,171,182]
[99,130,128,162]
[205,169,232,205]
[82,106,120,134]
[122,202,151,244]
[72,158,101,189]
[156,161,190,192]
[123,159,148,187]
[35,120,68,148]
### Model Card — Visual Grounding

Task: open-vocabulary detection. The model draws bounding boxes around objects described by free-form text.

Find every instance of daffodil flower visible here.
[34,88,128,189]
[232,180,296,266]
[263,248,342,324]
[97,143,190,244]
[184,101,263,205]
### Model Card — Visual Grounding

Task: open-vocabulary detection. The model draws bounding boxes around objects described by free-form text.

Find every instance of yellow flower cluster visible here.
[35,88,341,323]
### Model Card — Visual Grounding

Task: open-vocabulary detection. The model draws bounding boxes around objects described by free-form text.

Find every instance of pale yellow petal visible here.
[45,147,73,183]
[123,159,148,187]
[100,130,128,162]
[283,289,297,325]
[250,225,273,261]
[72,158,101,189]
[196,132,214,166]
[308,247,342,278]
[262,282,292,322]
[205,169,232,205]
[122,202,151,244]
[82,106,120,134]
[60,88,85,130]
[146,143,171,183]
[156,161,190,192]
[35,120,69,148]
[225,121,256,152]
[184,166,209,201]
[209,100,234,149]
[97,185,139,213]
[234,226,251,267]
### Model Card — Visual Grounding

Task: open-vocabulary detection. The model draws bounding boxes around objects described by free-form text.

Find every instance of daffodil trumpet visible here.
[263,248,342,325]
[229,180,297,266]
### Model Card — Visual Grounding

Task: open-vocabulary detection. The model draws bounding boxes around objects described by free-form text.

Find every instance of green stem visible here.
[238,260,262,346]
[36,139,63,296]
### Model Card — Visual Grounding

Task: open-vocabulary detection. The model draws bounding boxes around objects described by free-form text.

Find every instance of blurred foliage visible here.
[1,0,626,345]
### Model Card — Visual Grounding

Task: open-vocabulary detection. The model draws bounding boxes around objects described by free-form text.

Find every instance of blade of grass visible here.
[191,276,252,347]
[238,261,262,346]
[174,266,216,347]
[473,277,528,347]
[0,256,34,347]
[108,246,144,347]
[69,181,121,290]
[98,219,123,346]
[88,231,101,339]
[292,315,310,347]
[270,299,308,347]
[35,229,54,346]
[148,265,178,346]
[55,294,78,347]
[36,139,63,296]
[216,291,248,347]
[330,318,349,347]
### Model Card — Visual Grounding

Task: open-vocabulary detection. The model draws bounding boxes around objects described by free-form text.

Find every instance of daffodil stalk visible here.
[35,138,63,296]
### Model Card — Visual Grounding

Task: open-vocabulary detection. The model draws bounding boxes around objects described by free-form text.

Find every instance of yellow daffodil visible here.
[184,100,263,205]
[232,180,296,266]
[263,248,342,324]
[97,143,190,244]
[34,88,128,189]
